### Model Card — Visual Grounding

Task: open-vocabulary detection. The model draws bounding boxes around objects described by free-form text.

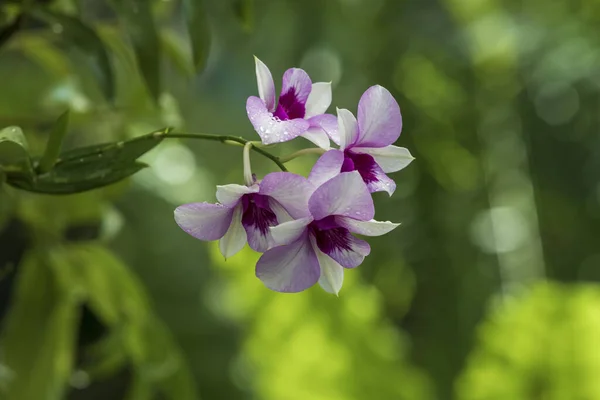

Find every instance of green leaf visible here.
[0,126,34,177]
[38,110,70,173]
[183,0,211,72]
[110,0,161,102]
[64,244,199,400]
[32,9,115,101]
[160,29,194,78]
[233,0,254,33]
[7,129,167,194]
[2,250,81,400]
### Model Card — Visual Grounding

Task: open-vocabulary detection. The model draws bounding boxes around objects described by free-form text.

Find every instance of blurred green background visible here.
[1,0,600,399]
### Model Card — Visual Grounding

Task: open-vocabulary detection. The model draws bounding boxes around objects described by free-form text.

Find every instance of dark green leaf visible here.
[233,0,254,33]
[38,110,70,173]
[32,9,115,101]
[3,250,81,400]
[7,129,168,194]
[0,126,34,177]
[9,162,147,194]
[183,0,211,72]
[110,0,161,102]
[0,13,23,51]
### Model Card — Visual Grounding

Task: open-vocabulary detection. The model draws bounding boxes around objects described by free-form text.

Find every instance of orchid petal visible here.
[365,165,397,196]
[304,82,332,118]
[320,233,370,269]
[256,234,320,293]
[308,114,338,147]
[270,217,312,246]
[301,128,330,149]
[174,203,234,241]
[335,217,400,236]
[337,108,359,150]
[246,96,310,144]
[352,145,414,173]
[244,222,273,253]
[268,198,293,224]
[356,85,402,148]
[308,149,344,187]
[254,56,276,112]
[281,68,312,105]
[259,172,315,219]
[309,171,374,221]
[311,238,344,295]
[216,184,258,207]
[219,204,246,258]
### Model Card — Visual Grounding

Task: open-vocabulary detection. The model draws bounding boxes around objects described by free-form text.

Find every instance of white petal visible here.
[337,108,358,151]
[216,184,258,207]
[219,204,246,258]
[311,238,344,295]
[254,56,276,112]
[269,217,312,246]
[308,171,374,221]
[268,198,293,223]
[335,217,400,236]
[352,145,415,173]
[304,82,332,118]
[301,128,330,149]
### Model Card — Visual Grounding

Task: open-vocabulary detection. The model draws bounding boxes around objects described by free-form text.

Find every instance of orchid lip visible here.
[340,150,379,184]
[241,193,278,235]
[309,216,353,255]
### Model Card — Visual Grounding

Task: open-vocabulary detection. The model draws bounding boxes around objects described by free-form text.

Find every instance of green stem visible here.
[279,147,326,163]
[164,132,287,172]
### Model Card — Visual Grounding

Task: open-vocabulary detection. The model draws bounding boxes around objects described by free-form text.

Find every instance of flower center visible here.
[309,216,353,254]
[340,151,378,183]
[241,193,278,234]
[273,88,305,120]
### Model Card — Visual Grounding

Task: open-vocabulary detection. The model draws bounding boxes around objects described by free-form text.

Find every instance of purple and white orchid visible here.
[255,171,399,295]
[246,57,337,148]
[174,172,314,258]
[309,85,414,195]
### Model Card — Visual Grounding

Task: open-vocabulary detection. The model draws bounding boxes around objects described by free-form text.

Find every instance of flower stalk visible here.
[164,132,287,172]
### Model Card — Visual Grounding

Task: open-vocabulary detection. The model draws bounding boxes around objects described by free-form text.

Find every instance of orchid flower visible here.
[246,57,337,148]
[174,172,314,258]
[309,85,414,195]
[255,171,399,295]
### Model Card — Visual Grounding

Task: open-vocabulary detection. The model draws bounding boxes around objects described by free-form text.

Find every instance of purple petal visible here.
[243,222,273,253]
[308,113,338,147]
[335,217,400,236]
[312,221,371,268]
[337,108,359,150]
[216,184,258,207]
[246,96,310,144]
[304,82,332,118]
[280,68,312,105]
[356,85,402,148]
[308,149,344,187]
[241,194,278,252]
[219,204,247,258]
[270,217,312,246]
[308,171,375,221]
[311,239,344,295]
[255,234,320,293]
[351,145,414,173]
[259,172,315,219]
[254,56,276,112]
[174,203,234,241]
[341,151,397,196]
[365,165,397,196]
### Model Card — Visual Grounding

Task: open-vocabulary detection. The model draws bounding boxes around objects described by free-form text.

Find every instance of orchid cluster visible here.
[174,57,414,295]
